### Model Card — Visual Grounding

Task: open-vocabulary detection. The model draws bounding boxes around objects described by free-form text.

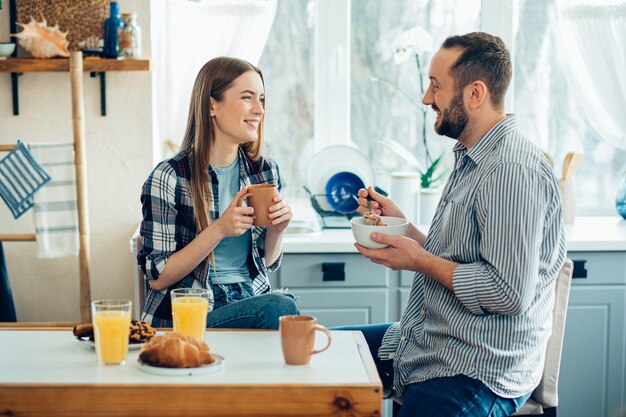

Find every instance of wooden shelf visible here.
[1,56,150,116]
[0,57,150,73]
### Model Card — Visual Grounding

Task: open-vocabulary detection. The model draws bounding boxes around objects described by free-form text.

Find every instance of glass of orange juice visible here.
[171,288,212,341]
[91,300,132,365]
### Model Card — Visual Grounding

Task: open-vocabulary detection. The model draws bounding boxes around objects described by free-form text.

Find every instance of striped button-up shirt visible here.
[137,147,283,326]
[379,115,567,398]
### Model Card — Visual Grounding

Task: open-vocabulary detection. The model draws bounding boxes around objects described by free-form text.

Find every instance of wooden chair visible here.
[130,228,145,319]
[392,259,574,416]
[513,258,573,416]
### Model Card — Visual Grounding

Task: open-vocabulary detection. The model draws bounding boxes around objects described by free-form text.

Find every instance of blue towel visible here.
[0,140,51,219]
[0,242,17,322]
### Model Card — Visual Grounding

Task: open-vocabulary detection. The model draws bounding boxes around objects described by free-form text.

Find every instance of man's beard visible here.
[435,91,468,139]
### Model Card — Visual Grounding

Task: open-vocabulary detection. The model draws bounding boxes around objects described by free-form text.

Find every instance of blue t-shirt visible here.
[209,158,252,285]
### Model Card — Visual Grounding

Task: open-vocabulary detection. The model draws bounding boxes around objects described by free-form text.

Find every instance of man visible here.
[351,32,566,417]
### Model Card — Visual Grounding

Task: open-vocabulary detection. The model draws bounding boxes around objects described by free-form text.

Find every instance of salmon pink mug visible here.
[238,184,277,227]
[279,315,332,365]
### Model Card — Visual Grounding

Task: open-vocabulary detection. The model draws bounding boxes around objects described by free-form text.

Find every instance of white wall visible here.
[0,0,154,321]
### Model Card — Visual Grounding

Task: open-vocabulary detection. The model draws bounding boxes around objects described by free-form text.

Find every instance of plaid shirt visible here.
[137,147,283,326]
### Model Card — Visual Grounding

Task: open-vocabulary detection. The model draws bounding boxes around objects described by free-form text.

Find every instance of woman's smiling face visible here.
[210,70,265,145]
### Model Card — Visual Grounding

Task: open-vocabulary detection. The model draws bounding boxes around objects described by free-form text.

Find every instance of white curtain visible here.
[152,0,277,159]
[556,3,626,150]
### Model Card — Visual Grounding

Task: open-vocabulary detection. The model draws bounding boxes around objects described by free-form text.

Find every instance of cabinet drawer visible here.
[278,254,388,288]
[568,252,626,285]
[292,288,388,327]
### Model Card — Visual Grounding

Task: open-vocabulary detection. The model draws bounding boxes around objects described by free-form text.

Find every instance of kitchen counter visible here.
[283,216,626,253]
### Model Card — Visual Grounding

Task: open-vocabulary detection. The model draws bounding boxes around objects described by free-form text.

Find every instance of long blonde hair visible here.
[180,57,265,233]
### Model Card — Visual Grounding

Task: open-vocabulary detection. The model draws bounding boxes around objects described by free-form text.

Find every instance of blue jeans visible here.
[206,289,299,330]
[398,375,530,417]
[332,323,530,417]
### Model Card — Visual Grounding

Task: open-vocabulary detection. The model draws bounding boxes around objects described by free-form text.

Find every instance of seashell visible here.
[13,17,70,59]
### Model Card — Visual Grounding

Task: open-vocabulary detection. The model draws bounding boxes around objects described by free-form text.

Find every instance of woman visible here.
[138,57,298,329]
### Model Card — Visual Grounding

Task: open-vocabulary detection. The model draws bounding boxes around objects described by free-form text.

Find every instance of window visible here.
[351,0,481,191]
[513,0,626,215]
[165,1,623,215]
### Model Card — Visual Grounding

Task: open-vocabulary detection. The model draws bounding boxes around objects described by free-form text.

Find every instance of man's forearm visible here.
[412,250,458,291]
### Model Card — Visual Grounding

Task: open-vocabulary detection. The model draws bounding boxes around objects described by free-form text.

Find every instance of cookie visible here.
[129,320,156,344]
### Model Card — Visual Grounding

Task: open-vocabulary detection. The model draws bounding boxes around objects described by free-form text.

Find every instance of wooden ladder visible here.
[0,52,92,322]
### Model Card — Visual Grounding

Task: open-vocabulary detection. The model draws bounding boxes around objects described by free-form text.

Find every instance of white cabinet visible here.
[288,288,388,327]
[558,252,626,417]
[270,253,394,327]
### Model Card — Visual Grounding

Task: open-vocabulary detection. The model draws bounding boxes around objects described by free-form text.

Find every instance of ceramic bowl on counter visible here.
[350,216,409,249]
[0,42,16,59]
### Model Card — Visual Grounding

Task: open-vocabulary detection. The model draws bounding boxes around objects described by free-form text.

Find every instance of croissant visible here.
[139,332,214,368]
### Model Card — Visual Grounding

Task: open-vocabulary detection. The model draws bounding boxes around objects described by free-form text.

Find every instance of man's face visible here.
[422,48,469,139]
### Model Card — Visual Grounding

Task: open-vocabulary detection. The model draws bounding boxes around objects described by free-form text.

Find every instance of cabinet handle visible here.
[572,259,588,279]
[322,262,345,281]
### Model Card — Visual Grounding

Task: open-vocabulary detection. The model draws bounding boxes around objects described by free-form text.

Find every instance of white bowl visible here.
[350,216,409,249]
[0,42,16,59]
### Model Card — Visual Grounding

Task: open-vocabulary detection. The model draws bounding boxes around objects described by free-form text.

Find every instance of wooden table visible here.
[0,328,382,416]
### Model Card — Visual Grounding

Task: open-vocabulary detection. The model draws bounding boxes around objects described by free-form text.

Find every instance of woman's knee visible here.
[258,292,299,329]
[264,292,299,316]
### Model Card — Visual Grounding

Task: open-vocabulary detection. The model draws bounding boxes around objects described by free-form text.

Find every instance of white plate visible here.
[76,338,146,351]
[306,145,374,212]
[136,354,225,376]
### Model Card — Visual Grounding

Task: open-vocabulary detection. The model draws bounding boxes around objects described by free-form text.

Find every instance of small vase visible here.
[419,188,442,225]
[390,172,420,224]
[615,178,626,220]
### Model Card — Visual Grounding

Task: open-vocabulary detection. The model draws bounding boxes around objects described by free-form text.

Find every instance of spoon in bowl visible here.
[363,196,385,226]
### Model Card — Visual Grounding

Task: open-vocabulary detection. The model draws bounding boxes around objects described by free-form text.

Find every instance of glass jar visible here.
[119,12,142,58]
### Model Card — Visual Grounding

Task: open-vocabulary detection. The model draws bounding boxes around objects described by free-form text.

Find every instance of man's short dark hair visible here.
[441,32,512,111]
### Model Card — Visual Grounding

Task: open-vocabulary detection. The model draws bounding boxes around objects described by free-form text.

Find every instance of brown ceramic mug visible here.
[238,184,277,226]
[279,315,332,365]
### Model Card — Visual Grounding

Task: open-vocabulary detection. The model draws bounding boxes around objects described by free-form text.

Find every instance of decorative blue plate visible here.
[325,171,365,214]
[305,145,374,212]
